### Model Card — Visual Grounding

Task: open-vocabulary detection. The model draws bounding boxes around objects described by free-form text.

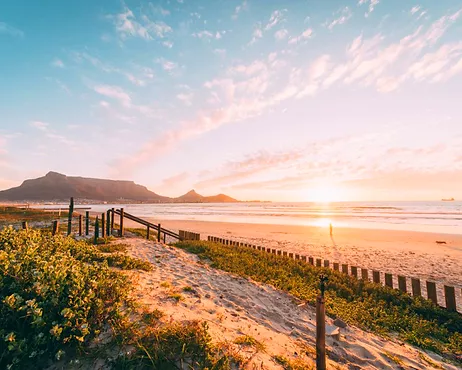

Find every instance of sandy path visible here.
[123,236,459,370]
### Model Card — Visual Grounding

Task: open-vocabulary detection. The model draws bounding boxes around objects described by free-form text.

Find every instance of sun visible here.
[306,185,343,203]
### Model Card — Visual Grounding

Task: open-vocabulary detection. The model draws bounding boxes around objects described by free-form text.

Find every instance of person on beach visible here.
[329,223,333,236]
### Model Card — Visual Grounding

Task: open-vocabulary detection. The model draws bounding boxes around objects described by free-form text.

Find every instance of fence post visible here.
[111,208,115,230]
[373,271,380,284]
[351,266,358,278]
[119,208,124,237]
[52,220,59,236]
[341,264,348,274]
[146,225,150,240]
[324,260,330,268]
[101,213,105,238]
[79,215,82,236]
[157,223,161,242]
[163,233,166,243]
[444,286,457,311]
[22,221,28,230]
[309,257,314,265]
[106,210,111,236]
[411,278,421,297]
[67,197,74,236]
[333,262,339,271]
[85,211,90,236]
[316,275,327,370]
[385,273,393,288]
[316,258,322,267]
[361,269,368,281]
[94,216,99,244]
[426,281,437,305]
[398,276,407,293]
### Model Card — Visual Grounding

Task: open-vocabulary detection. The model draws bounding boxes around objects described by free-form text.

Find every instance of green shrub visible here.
[0,228,131,369]
[176,241,462,360]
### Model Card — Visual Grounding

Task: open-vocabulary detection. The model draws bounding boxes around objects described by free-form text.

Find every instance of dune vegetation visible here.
[176,240,462,363]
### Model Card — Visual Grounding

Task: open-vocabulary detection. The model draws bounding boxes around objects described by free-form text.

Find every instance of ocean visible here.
[63,201,462,235]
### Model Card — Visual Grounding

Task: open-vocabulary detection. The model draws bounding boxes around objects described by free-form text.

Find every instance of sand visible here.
[122,235,459,370]
[139,219,462,290]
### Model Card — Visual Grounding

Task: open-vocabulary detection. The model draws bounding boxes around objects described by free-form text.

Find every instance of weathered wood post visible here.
[316,258,322,267]
[411,278,421,297]
[361,269,369,280]
[106,210,111,236]
[373,271,380,284]
[163,233,166,243]
[444,286,457,311]
[111,208,115,230]
[341,264,348,274]
[22,221,28,230]
[78,215,82,236]
[316,275,327,370]
[101,213,106,238]
[426,281,437,305]
[94,216,99,244]
[324,260,330,268]
[52,220,59,235]
[385,273,393,288]
[351,266,358,278]
[67,197,74,236]
[146,225,150,240]
[398,276,407,293]
[157,223,161,242]
[333,262,339,271]
[85,211,90,236]
[119,208,124,237]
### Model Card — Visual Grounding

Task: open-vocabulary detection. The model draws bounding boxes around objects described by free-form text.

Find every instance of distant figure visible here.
[329,223,333,237]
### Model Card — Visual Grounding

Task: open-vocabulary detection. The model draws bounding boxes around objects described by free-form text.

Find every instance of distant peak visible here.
[186,189,198,195]
[45,171,66,178]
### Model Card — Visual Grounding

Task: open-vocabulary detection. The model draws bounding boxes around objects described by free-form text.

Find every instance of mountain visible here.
[0,172,239,203]
[173,190,237,203]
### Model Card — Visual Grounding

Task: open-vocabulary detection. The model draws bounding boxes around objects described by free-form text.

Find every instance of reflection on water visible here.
[37,201,462,235]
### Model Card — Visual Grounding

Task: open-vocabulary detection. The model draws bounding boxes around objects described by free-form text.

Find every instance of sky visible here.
[1,0,462,202]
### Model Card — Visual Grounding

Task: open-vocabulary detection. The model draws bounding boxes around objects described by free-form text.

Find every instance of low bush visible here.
[0,228,131,369]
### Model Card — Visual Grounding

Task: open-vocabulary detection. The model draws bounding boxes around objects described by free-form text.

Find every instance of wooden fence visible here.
[206,235,462,313]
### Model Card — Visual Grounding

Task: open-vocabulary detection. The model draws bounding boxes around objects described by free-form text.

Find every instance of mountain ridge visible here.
[0,172,239,203]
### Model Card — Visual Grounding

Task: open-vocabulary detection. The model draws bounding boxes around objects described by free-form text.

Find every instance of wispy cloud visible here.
[274,29,289,40]
[358,0,380,18]
[265,10,286,31]
[232,0,248,20]
[0,22,24,38]
[94,85,132,107]
[51,59,64,68]
[410,6,421,15]
[326,7,352,30]
[288,28,313,45]
[193,30,222,40]
[30,121,50,131]
[111,5,172,41]
[177,92,194,106]
[155,57,178,72]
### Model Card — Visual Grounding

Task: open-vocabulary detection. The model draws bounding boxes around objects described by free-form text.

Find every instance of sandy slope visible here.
[123,236,459,370]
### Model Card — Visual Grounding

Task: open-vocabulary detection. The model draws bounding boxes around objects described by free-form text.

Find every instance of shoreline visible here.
[135,218,462,289]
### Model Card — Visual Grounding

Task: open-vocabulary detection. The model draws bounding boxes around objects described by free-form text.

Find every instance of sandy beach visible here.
[123,236,459,370]
[136,219,462,291]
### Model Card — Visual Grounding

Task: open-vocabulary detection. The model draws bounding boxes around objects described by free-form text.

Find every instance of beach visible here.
[123,236,460,369]
[139,219,462,290]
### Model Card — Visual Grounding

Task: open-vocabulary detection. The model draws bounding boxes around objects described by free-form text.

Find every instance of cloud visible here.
[155,57,178,72]
[249,26,263,45]
[326,7,352,30]
[265,10,286,31]
[358,0,380,17]
[111,5,172,41]
[213,48,226,57]
[51,59,64,68]
[0,22,24,38]
[94,85,132,107]
[274,29,289,40]
[177,92,194,106]
[30,121,50,131]
[193,30,222,40]
[410,6,421,15]
[232,0,248,20]
[288,28,313,45]
[163,40,173,48]
[159,172,190,189]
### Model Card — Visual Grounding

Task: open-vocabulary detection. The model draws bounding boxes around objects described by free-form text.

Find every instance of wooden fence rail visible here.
[206,235,462,313]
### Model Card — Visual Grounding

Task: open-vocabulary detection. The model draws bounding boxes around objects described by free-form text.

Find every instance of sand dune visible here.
[123,235,458,370]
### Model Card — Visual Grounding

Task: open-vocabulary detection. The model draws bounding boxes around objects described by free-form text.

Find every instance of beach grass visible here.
[0,228,241,369]
[175,240,462,362]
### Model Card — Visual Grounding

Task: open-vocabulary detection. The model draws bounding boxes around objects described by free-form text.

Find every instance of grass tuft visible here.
[234,335,265,352]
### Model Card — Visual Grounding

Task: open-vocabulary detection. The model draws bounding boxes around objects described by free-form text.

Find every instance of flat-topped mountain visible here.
[0,172,238,203]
